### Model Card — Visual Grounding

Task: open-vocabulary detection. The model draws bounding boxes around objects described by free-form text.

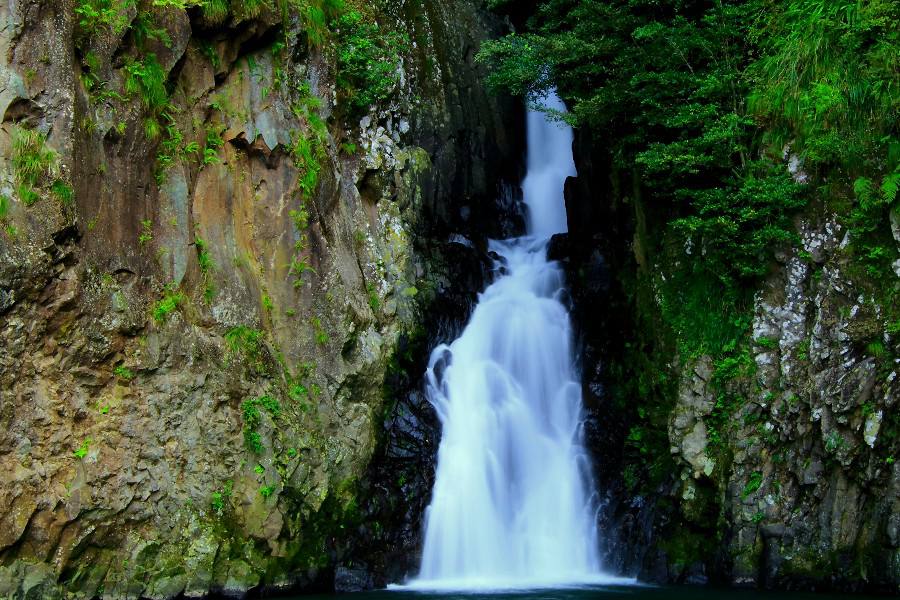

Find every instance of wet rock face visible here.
[0,1,519,598]
[718,218,899,590]
[563,127,899,591]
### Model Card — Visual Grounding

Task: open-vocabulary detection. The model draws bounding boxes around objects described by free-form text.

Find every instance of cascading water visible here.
[408,93,620,590]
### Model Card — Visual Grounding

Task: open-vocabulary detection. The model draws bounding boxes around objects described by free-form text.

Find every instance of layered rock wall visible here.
[0,1,519,597]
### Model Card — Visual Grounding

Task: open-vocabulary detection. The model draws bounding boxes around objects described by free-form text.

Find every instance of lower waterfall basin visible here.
[290,585,886,600]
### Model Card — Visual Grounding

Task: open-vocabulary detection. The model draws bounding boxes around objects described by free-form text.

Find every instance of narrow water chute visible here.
[408,92,622,590]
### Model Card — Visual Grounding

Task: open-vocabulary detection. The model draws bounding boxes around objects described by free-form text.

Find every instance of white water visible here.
[406,93,622,591]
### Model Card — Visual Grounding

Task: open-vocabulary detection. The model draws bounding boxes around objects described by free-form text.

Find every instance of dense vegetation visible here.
[482,0,897,341]
[481,0,899,483]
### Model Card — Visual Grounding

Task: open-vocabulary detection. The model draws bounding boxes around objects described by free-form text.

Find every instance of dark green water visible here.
[292,586,883,600]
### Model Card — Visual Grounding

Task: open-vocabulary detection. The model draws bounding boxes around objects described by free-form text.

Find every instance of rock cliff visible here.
[561,129,900,593]
[0,1,520,597]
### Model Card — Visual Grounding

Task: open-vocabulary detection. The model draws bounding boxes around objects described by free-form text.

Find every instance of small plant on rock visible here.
[151,285,185,323]
[114,365,135,380]
[73,438,93,459]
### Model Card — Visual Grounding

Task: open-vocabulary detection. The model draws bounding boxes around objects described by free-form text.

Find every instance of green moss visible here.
[659,526,707,570]
[366,282,380,312]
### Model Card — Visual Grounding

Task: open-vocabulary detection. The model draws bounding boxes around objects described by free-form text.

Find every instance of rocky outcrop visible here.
[718,217,898,589]
[562,126,900,592]
[0,1,520,598]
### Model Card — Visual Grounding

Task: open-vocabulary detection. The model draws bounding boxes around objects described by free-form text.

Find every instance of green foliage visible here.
[195,236,214,273]
[288,83,327,200]
[114,365,135,380]
[480,0,807,294]
[210,480,233,515]
[657,271,752,359]
[712,350,755,386]
[850,172,900,280]
[74,0,136,39]
[124,54,168,113]
[288,0,345,47]
[334,9,408,116]
[82,51,128,105]
[241,394,280,453]
[203,124,225,165]
[154,112,201,182]
[139,219,153,245]
[825,431,846,454]
[288,200,317,286]
[706,392,743,448]
[225,326,267,372]
[131,9,175,48]
[73,438,93,459]
[51,181,74,204]
[225,326,262,355]
[289,131,323,200]
[748,0,898,173]
[755,336,778,350]
[742,471,763,498]
[310,316,329,345]
[199,0,229,24]
[262,294,274,312]
[198,0,343,45]
[195,235,216,302]
[11,126,63,207]
[749,0,899,294]
[121,53,201,183]
[151,285,185,323]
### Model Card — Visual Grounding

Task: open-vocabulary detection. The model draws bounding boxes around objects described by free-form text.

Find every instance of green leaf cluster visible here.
[480,0,899,359]
[480,0,806,295]
[241,395,281,453]
[151,286,185,323]
[11,126,71,207]
[334,9,409,117]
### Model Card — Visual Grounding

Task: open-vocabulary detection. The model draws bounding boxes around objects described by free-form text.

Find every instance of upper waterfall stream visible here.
[406,93,620,590]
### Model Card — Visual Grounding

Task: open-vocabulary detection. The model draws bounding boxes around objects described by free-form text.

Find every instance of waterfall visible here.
[408,92,616,590]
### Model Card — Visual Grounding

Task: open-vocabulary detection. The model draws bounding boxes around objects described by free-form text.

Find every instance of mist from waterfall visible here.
[406,92,623,591]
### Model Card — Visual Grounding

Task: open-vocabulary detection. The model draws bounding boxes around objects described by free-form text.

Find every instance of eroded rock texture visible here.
[561,129,900,593]
[0,2,520,597]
